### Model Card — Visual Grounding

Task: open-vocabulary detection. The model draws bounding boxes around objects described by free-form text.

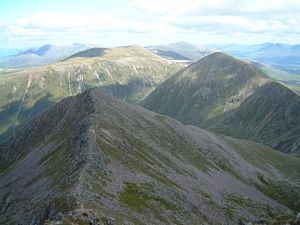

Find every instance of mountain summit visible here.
[143,52,300,154]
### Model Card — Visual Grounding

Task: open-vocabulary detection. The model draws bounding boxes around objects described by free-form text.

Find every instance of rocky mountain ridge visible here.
[0,88,299,225]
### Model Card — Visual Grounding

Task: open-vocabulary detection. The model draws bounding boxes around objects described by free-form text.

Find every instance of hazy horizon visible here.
[2,41,300,52]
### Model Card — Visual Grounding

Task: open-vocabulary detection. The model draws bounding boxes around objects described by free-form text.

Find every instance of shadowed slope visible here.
[66,48,108,59]
[144,52,300,154]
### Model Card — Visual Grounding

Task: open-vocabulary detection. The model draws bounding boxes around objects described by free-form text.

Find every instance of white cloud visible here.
[131,0,300,16]
[1,0,300,47]
[15,12,184,34]
[129,0,300,44]
[17,12,121,31]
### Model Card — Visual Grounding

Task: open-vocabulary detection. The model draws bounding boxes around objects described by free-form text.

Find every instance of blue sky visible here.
[1,0,300,48]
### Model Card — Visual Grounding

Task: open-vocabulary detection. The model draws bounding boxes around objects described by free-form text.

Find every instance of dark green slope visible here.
[66,47,107,59]
[143,52,300,154]
[211,82,300,153]
[1,88,299,225]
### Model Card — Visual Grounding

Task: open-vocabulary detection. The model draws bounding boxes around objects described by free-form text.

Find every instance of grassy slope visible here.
[0,45,183,142]
[143,53,300,154]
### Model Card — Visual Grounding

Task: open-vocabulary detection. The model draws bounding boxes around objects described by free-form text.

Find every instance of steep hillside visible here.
[146,41,217,61]
[0,45,183,143]
[0,43,94,68]
[143,52,300,154]
[0,88,299,225]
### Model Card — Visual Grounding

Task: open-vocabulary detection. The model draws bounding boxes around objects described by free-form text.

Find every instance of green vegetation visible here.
[0,161,15,176]
[43,144,75,181]
[120,183,153,210]
[222,135,300,179]
[256,173,300,211]
[120,182,176,223]
[224,193,278,224]
[253,214,296,225]
[67,47,107,59]
[50,194,77,213]
[95,119,185,187]
[120,182,176,210]
[220,136,300,212]
[170,140,211,173]
[91,171,115,198]
[225,193,256,209]
[200,191,219,210]
[97,137,179,188]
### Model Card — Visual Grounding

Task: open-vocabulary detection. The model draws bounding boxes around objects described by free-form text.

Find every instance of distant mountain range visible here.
[215,43,300,74]
[0,48,21,58]
[147,42,300,92]
[0,45,183,143]
[143,52,300,154]
[251,61,300,94]
[1,87,299,225]
[0,43,94,68]
[146,41,218,61]
[2,41,299,76]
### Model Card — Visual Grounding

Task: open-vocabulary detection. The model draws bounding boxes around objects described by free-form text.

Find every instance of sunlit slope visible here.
[0,45,183,142]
